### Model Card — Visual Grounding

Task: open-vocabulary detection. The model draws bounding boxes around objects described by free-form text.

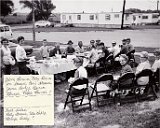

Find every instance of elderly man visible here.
[87,40,95,51]
[109,41,120,57]
[120,39,129,55]
[75,41,85,53]
[126,38,134,53]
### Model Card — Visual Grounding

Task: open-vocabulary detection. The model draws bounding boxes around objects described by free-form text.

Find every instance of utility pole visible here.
[157,0,159,12]
[121,0,126,29]
[32,0,36,43]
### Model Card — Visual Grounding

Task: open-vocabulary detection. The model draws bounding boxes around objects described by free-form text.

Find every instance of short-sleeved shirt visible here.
[76,66,88,78]
[16,44,27,62]
[120,45,128,54]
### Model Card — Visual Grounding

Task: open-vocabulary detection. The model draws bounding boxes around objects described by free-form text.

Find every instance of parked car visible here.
[35,20,51,28]
[0,24,13,41]
[8,42,33,58]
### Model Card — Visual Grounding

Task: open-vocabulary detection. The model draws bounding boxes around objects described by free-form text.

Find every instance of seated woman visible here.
[135,51,151,85]
[152,49,160,72]
[68,57,88,94]
[65,40,75,55]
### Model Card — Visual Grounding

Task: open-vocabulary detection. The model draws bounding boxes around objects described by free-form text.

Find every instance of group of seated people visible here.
[67,47,160,97]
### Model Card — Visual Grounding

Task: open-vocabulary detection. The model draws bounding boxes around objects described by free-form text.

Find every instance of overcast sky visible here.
[13,0,159,13]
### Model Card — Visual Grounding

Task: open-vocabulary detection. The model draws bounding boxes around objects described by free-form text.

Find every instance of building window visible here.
[69,15,72,20]
[114,14,119,18]
[105,14,110,20]
[90,15,94,20]
[152,14,158,18]
[62,15,66,20]
[142,16,148,19]
[77,15,81,20]
[95,14,98,20]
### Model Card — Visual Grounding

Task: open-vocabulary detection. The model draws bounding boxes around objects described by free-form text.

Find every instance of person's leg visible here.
[18,62,29,75]
[4,65,11,75]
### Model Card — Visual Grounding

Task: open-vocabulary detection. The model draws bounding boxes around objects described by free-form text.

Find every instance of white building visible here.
[131,13,159,25]
[60,12,132,28]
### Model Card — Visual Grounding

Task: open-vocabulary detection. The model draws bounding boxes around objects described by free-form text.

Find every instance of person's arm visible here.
[74,70,79,79]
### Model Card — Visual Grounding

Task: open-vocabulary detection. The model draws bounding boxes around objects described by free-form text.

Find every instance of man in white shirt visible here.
[109,41,120,57]
[16,36,29,74]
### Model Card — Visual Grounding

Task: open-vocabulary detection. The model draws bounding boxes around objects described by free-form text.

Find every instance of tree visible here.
[1,0,14,16]
[19,0,56,21]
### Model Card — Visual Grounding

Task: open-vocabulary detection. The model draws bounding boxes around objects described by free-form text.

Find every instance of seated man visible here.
[120,39,129,55]
[109,41,120,57]
[98,42,110,58]
[87,40,95,51]
[49,42,62,57]
[75,41,85,54]
[65,40,75,55]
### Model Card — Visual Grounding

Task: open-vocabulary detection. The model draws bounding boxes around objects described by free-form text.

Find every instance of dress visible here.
[1,45,12,74]
[66,46,75,55]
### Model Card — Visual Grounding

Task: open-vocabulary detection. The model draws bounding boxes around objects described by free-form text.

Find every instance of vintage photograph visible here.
[0,0,160,127]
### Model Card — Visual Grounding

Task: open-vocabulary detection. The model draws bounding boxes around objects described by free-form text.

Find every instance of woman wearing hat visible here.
[152,49,160,72]
[1,38,14,75]
[65,40,75,55]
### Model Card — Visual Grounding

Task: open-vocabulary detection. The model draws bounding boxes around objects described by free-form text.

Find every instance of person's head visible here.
[140,51,149,62]
[153,49,160,60]
[96,39,101,44]
[126,38,131,44]
[1,38,9,47]
[17,36,24,45]
[73,57,83,68]
[42,39,47,46]
[122,39,127,45]
[112,41,117,47]
[90,40,95,46]
[78,41,83,48]
[119,54,129,66]
[98,42,105,49]
[67,40,73,47]
[55,42,60,49]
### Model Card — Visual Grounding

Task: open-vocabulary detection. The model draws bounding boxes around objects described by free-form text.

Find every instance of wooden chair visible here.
[117,72,136,105]
[90,74,114,107]
[64,78,92,112]
[135,69,157,101]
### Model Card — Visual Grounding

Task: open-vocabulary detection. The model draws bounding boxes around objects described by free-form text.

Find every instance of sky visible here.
[13,0,159,13]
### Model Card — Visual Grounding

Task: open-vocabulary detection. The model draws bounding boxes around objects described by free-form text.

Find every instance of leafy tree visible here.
[19,0,56,21]
[1,0,14,16]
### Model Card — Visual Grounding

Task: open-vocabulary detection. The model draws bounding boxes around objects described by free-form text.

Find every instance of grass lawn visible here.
[1,41,160,128]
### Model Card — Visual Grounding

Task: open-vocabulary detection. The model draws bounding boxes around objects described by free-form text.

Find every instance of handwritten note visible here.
[3,75,54,126]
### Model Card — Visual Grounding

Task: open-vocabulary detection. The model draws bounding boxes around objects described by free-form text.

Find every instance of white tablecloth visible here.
[27,56,77,75]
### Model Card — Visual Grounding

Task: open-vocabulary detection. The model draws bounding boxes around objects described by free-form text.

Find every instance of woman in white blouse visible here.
[1,38,12,74]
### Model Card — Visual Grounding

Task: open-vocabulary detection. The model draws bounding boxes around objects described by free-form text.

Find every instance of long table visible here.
[27,55,77,75]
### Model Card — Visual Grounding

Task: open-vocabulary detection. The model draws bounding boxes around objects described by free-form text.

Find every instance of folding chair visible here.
[86,56,106,75]
[64,78,92,112]
[135,69,157,101]
[90,74,114,107]
[127,50,136,68]
[105,54,114,72]
[117,72,136,105]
